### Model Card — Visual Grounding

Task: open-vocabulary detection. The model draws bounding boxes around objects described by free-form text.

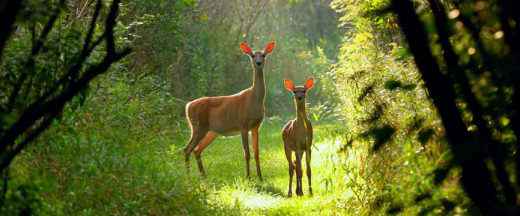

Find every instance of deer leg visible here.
[184,137,195,171]
[193,131,218,177]
[252,127,262,181]
[241,130,251,178]
[284,145,294,197]
[305,149,312,196]
[184,126,205,172]
[295,152,304,196]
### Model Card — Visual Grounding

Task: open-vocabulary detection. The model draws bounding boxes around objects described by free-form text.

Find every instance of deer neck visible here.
[295,102,307,123]
[251,67,265,102]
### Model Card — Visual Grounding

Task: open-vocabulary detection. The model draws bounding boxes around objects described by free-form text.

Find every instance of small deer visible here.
[282,78,314,197]
[184,41,275,180]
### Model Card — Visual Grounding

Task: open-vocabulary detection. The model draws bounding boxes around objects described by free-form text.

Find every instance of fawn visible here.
[184,42,275,180]
[282,78,314,197]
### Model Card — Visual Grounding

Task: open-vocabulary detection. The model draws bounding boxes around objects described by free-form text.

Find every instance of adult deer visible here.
[282,78,314,197]
[184,41,275,180]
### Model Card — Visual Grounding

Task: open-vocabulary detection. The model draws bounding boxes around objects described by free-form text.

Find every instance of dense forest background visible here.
[0,0,519,215]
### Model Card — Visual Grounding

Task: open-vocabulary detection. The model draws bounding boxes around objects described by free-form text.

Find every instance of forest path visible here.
[171,119,349,215]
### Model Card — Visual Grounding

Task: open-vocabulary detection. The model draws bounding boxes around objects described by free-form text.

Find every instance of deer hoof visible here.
[287,192,292,197]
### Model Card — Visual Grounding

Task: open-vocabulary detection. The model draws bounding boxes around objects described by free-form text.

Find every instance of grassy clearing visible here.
[177,120,349,215]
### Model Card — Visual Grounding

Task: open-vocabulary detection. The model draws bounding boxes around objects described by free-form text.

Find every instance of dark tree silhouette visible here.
[391,0,520,214]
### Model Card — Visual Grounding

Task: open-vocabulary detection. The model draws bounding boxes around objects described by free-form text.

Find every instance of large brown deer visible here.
[282,78,314,197]
[184,41,275,180]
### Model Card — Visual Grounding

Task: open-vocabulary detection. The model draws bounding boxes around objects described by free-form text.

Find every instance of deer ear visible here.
[304,78,314,90]
[264,41,275,54]
[284,79,295,92]
[240,42,252,55]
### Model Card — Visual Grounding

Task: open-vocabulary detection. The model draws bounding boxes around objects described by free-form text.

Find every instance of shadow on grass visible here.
[252,181,285,196]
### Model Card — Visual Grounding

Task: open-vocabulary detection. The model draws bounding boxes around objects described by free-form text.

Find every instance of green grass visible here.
[2,79,467,215]
[177,120,349,215]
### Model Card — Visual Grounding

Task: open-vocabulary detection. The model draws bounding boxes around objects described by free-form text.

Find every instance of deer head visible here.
[284,78,314,108]
[240,41,275,70]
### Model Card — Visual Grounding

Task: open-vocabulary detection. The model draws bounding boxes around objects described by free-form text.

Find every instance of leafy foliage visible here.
[329,0,468,214]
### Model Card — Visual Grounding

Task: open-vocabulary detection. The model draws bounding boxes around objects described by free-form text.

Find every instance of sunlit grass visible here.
[166,118,356,215]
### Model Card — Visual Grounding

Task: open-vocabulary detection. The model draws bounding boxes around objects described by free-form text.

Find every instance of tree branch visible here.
[0,0,131,173]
